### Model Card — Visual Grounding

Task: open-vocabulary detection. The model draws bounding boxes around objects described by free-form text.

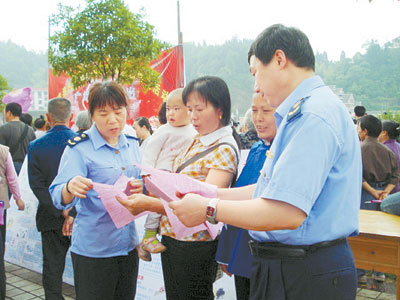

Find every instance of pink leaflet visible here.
[136,164,222,240]
[92,174,148,229]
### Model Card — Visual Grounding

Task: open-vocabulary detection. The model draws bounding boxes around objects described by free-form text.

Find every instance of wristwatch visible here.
[206,198,220,224]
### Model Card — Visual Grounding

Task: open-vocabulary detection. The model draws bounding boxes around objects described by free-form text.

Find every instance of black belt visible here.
[249,238,346,259]
[372,181,387,188]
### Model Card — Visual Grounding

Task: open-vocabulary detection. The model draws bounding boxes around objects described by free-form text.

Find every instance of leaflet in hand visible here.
[135,164,222,239]
[92,174,148,229]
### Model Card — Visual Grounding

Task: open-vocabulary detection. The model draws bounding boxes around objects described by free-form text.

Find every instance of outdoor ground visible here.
[3,261,398,300]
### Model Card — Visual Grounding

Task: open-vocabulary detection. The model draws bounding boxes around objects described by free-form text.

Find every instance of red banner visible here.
[48,45,184,124]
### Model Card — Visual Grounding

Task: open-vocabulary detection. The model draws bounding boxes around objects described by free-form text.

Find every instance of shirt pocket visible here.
[87,164,120,183]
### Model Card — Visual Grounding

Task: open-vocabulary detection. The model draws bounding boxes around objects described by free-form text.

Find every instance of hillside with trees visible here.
[0,41,47,88]
[1,36,400,116]
[316,38,400,112]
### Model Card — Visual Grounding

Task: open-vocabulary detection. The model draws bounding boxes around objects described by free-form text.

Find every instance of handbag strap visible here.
[176,142,239,175]
[9,124,29,156]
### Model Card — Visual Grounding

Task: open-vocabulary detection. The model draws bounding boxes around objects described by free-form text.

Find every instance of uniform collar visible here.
[48,125,69,132]
[274,75,325,127]
[88,124,129,150]
[198,125,232,146]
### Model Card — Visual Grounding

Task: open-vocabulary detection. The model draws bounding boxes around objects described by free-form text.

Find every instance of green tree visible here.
[0,73,10,113]
[49,0,168,89]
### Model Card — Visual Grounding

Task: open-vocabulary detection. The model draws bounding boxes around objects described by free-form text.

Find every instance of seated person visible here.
[379,120,400,192]
[357,115,399,283]
[357,115,399,211]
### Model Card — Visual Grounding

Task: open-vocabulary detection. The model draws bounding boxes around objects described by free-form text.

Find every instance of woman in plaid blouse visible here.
[158,76,240,300]
[119,76,239,299]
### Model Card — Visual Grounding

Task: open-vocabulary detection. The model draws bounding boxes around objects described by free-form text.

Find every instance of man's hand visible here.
[15,198,25,211]
[128,179,143,194]
[66,176,93,198]
[169,193,209,227]
[62,216,74,236]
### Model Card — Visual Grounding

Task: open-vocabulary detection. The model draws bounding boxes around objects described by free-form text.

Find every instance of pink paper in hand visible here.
[92,174,148,229]
[136,164,222,239]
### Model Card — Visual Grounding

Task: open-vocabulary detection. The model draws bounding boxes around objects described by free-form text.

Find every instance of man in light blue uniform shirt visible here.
[170,24,362,300]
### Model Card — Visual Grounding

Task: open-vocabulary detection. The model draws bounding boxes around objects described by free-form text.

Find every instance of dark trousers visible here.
[71,249,139,300]
[249,240,357,300]
[161,235,218,300]
[41,229,71,300]
[0,234,5,300]
[235,275,250,300]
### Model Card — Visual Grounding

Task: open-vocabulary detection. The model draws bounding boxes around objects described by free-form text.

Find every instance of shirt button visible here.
[122,167,126,170]
[115,150,119,154]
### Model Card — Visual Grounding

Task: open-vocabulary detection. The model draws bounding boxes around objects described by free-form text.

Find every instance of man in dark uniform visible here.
[170,24,362,300]
[27,98,76,300]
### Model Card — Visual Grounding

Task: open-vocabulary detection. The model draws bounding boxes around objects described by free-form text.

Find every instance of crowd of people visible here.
[0,24,399,300]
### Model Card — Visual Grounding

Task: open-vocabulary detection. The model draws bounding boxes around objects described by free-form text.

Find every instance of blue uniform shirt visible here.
[49,124,142,258]
[250,76,362,245]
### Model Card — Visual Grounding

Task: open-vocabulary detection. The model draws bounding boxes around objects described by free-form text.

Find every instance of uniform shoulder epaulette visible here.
[125,134,139,141]
[287,96,310,122]
[67,133,89,147]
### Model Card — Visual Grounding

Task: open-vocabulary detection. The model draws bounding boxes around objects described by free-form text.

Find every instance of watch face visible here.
[206,206,215,217]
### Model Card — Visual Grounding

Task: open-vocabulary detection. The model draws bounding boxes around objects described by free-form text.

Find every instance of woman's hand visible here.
[62,216,74,236]
[169,193,209,227]
[15,198,25,211]
[128,179,143,194]
[66,176,93,198]
[117,194,164,215]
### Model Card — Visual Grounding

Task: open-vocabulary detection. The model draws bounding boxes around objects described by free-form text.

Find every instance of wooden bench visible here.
[348,209,400,300]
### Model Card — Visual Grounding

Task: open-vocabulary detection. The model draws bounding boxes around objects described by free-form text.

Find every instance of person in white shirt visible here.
[137,88,197,261]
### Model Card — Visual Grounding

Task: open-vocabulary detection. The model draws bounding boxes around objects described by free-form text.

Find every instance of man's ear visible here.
[274,49,288,69]
[69,113,74,122]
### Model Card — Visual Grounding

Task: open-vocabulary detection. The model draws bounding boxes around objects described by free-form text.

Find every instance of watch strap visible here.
[206,198,219,224]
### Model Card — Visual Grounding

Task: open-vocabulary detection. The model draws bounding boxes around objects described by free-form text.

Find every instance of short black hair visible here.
[248,24,315,71]
[354,106,366,117]
[5,103,22,117]
[182,76,231,127]
[34,115,46,129]
[382,120,400,140]
[20,113,33,126]
[88,81,128,117]
[358,115,382,138]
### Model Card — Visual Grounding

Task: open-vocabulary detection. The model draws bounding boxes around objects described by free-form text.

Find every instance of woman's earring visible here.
[219,115,222,120]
